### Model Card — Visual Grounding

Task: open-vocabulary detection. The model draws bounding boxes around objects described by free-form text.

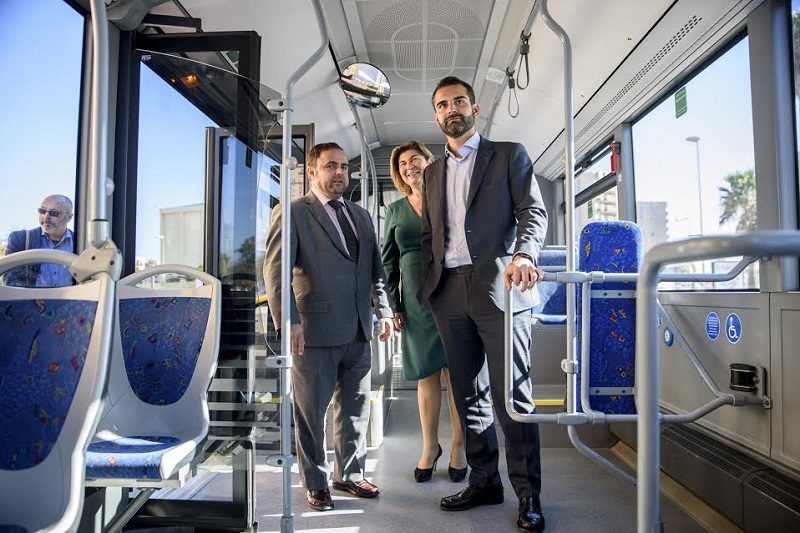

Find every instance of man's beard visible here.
[439,112,474,138]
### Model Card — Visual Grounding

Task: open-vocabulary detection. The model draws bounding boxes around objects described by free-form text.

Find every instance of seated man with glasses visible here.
[2,194,75,287]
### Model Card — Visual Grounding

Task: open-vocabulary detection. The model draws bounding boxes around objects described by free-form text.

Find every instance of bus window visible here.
[575,148,618,228]
[0,0,82,261]
[135,61,218,278]
[632,37,758,290]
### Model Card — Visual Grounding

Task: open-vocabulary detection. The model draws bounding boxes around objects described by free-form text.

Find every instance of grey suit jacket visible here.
[264,192,393,347]
[418,136,548,312]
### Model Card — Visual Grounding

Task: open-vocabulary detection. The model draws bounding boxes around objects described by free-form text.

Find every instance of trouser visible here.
[429,266,542,499]
[291,333,372,491]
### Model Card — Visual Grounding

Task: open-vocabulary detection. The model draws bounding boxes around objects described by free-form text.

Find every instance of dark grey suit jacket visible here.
[264,192,393,347]
[418,136,548,312]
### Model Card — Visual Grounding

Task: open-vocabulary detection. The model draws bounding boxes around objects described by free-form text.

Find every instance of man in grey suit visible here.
[264,142,393,512]
[419,77,548,532]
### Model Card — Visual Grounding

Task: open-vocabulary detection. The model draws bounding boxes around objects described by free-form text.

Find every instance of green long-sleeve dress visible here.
[381,197,447,380]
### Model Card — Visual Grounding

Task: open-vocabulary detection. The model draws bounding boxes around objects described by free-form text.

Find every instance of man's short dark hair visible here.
[431,76,476,108]
[308,142,345,167]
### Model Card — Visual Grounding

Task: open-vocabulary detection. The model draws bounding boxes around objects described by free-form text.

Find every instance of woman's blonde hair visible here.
[389,141,435,196]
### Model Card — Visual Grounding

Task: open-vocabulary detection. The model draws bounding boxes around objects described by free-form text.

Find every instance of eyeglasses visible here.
[37,208,62,217]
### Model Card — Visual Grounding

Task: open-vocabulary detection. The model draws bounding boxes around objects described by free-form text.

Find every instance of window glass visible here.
[632,37,758,290]
[0,1,83,259]
[575,149,618,229]
[135,63,218,273]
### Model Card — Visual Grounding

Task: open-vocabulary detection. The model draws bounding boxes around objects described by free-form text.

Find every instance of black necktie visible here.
[329,200,359,260]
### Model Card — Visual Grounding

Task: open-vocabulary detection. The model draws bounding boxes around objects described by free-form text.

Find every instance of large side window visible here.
[135,63,218,271]
[575,147,618,230]
[0,1,83,255]
[632,37,757,290]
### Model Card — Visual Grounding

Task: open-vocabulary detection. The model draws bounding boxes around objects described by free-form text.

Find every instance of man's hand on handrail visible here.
[503,255,544,292]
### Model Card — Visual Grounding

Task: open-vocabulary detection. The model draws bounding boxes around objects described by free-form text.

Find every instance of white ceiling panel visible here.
[151,0,757,172]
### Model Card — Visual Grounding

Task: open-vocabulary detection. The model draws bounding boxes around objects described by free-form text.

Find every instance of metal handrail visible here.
[267,2,330,531]
[87,0,110,249]
[505,252,767,486]
[636,231,800,533]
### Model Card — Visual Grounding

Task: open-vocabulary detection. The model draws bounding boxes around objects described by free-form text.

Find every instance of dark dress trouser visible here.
[291,332,372,491]
[428,267,542,500]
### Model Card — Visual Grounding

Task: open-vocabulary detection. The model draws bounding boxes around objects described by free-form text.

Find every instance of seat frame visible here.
[0,249,115,533]
[85,265,220,489]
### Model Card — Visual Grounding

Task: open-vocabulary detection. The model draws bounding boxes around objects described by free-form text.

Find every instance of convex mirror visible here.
[340,62,391,108]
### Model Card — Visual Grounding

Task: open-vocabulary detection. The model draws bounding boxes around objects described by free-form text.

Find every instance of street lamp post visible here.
[686,135,705,276]
[685,136,703,236]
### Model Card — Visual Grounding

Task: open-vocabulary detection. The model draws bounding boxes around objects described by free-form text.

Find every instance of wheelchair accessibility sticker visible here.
[705,312,720,340]
[725,313,742,344]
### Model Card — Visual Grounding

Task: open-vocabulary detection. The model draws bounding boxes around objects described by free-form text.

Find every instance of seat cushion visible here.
[85,435,181,479]
[532,313,567,325]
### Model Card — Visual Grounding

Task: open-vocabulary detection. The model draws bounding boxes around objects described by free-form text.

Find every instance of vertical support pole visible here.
[270,2,330,531]
[87,0,110,248]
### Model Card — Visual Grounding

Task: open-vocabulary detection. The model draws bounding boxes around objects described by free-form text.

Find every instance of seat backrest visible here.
[531,247,568,322]
[576,221,642,414]
[98,265,220,443]
[0,249,114,532]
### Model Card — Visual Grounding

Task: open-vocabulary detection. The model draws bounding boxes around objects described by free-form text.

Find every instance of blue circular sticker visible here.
[706,312,720,340]
[663,327,674,346]
[725,313,742,344]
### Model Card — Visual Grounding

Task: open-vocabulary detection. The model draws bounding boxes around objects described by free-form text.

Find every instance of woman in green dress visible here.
[382,140,467,482]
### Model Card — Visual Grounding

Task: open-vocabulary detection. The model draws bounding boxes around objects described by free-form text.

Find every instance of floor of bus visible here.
[125,388,721,533]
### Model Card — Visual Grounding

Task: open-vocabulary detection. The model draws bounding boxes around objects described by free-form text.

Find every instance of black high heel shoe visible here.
[448,464,468,482]
[414,445,443,482]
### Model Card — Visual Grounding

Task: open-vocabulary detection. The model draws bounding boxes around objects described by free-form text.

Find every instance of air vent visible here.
[747,471,800,511]
[541,15,703,178]
[744,470,800,531]
[663,425,759,477]
[363,0,487,91]
[575,15,702,142]
[486,67,507,85]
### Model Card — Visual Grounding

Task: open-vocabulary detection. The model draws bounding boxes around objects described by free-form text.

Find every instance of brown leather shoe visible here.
[331,479,380,498]
[306,489,334,511]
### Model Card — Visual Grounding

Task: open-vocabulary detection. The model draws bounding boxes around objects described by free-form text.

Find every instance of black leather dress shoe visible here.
[517,497,545,532]
[306,489,334,511]
[440,484,504,511]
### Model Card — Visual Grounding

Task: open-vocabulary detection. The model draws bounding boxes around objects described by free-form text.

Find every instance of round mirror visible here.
[340,62,391,108]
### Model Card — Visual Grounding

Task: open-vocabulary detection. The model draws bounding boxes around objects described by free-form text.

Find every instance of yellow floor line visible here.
[536,398,565,407]
[611,441,744,533]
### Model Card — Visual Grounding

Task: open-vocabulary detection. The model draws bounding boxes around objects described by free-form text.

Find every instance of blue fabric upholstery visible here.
[118,297,211,405]
[0,525,28,532]
[85,436,180,479]
[0,299,97,470]
[577,221,642,414]
[531,248,567,324]
[86,294,213,481]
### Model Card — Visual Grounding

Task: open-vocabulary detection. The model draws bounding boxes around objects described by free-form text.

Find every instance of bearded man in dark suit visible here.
[418,76,548,532]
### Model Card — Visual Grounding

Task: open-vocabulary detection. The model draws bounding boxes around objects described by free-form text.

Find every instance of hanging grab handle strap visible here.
[516,32,531,90]
[507,70,519,118]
